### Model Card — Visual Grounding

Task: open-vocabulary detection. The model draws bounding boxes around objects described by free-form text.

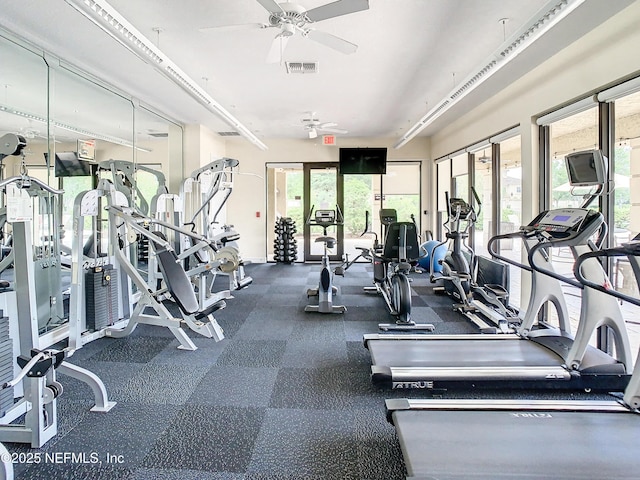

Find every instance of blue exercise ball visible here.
[418,240,446,273]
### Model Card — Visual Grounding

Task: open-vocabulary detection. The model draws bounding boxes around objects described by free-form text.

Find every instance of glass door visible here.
[343,173,377,262]
[304,163,343,262]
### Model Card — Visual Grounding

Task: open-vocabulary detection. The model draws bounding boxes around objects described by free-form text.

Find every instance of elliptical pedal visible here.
[379,321,435,332]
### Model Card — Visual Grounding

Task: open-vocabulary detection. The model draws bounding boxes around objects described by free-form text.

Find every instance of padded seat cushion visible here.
[152,237,199,315]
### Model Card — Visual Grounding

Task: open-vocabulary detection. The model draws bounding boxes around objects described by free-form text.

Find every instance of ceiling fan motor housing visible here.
[268,3,308,29]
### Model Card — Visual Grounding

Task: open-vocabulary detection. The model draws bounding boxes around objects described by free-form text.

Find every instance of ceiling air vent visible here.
[285,62,319,74]
[218,131,241,137]
[148,132,168,138]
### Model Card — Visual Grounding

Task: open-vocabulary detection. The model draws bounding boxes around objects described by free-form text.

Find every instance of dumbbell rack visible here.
[274,217,297,263]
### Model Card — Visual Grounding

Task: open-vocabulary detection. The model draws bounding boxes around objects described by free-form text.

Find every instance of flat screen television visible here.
[565,149,607,187]
[339,147,387,175]
[46,152,95,177]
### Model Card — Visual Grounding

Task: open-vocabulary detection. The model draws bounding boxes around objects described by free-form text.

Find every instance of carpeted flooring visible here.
[4,262,610,479]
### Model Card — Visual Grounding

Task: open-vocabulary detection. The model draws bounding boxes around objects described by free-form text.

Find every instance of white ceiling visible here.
[0,0,635,149]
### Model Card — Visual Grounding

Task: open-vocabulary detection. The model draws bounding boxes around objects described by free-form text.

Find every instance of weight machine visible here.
[181,157,252,291]
[0,134,114,460]
[71,180,230,351]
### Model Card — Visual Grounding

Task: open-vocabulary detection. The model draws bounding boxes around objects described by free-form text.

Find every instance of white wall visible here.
[183,124,227,175]
[430,0,640,226]
[225,136,429,262]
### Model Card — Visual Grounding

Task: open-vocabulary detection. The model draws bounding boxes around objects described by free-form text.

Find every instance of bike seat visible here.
[315,236,336,248]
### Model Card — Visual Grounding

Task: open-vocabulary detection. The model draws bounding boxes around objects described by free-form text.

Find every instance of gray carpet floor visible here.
[5,262,612,479]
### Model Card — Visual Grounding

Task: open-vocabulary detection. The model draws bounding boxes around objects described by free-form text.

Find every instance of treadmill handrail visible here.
[574,245,640,307]
[487,229,538,272]
[526,217,608,291]
[528,239,583,289]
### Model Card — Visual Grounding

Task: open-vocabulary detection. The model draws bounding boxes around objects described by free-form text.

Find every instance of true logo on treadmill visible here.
[392,381,434,389]
[509,413,553,418]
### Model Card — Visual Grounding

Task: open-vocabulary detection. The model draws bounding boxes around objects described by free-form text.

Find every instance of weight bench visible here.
[106,229,225,350]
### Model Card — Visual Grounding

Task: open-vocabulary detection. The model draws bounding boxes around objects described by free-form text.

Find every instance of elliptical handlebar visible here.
[305,205,316,226]
[470,186,482,219]
[336,204,344,225]
[362,210,379,245]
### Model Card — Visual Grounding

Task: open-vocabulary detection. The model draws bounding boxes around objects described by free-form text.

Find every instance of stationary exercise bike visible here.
[304,206,347,314]
[365,209,434,331]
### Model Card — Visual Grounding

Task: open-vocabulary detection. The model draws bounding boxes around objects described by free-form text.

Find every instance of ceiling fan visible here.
[200,0,370,63]
[18,123,60,143]
[299,112,348,138]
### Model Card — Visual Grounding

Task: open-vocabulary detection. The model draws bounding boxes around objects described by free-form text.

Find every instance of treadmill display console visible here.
[533,208,588,233]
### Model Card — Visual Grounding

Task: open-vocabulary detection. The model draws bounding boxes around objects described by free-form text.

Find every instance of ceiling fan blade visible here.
[305,0,369,22]
[305,29,357,54]
[320,127,348,134]
[199,23,268,33]
[256,0,284,14]
[318,122,338,129]
[266,35,290,63]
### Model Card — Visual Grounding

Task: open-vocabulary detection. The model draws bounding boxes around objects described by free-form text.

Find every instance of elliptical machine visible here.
[366,209,434,331]
[305,206,347,314]
[432,188,519,333]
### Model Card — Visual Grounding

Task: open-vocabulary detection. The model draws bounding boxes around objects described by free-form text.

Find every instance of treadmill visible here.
[386,240,640,480]
[365,206,632,392]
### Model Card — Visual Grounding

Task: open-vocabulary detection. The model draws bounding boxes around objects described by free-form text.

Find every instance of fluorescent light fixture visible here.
[394,0,586,149]
[489,126,520,143]
[64,0,268,151]
[466,139,492,154]
[598,76,640,102]
[535,95,597,126]
[0,103,152,152]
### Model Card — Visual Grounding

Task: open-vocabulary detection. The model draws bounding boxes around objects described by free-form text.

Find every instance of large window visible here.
[549,107,599,209]
[545,106,599,332]
[613,90,639,241]
[612,88,640,362]
[436,134,523,309]
[266,161,420,262]
[436,160,451,240]
[451,153,468,203]
[473,148,493,257]
[382,162,420,225]
[499,135,522,308]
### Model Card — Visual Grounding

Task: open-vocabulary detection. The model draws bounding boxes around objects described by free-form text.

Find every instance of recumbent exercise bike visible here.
[364,209,434,331]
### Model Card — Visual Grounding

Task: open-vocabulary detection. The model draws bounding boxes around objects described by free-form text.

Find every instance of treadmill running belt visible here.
[369,338,562,368]
[393,409,640,479]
